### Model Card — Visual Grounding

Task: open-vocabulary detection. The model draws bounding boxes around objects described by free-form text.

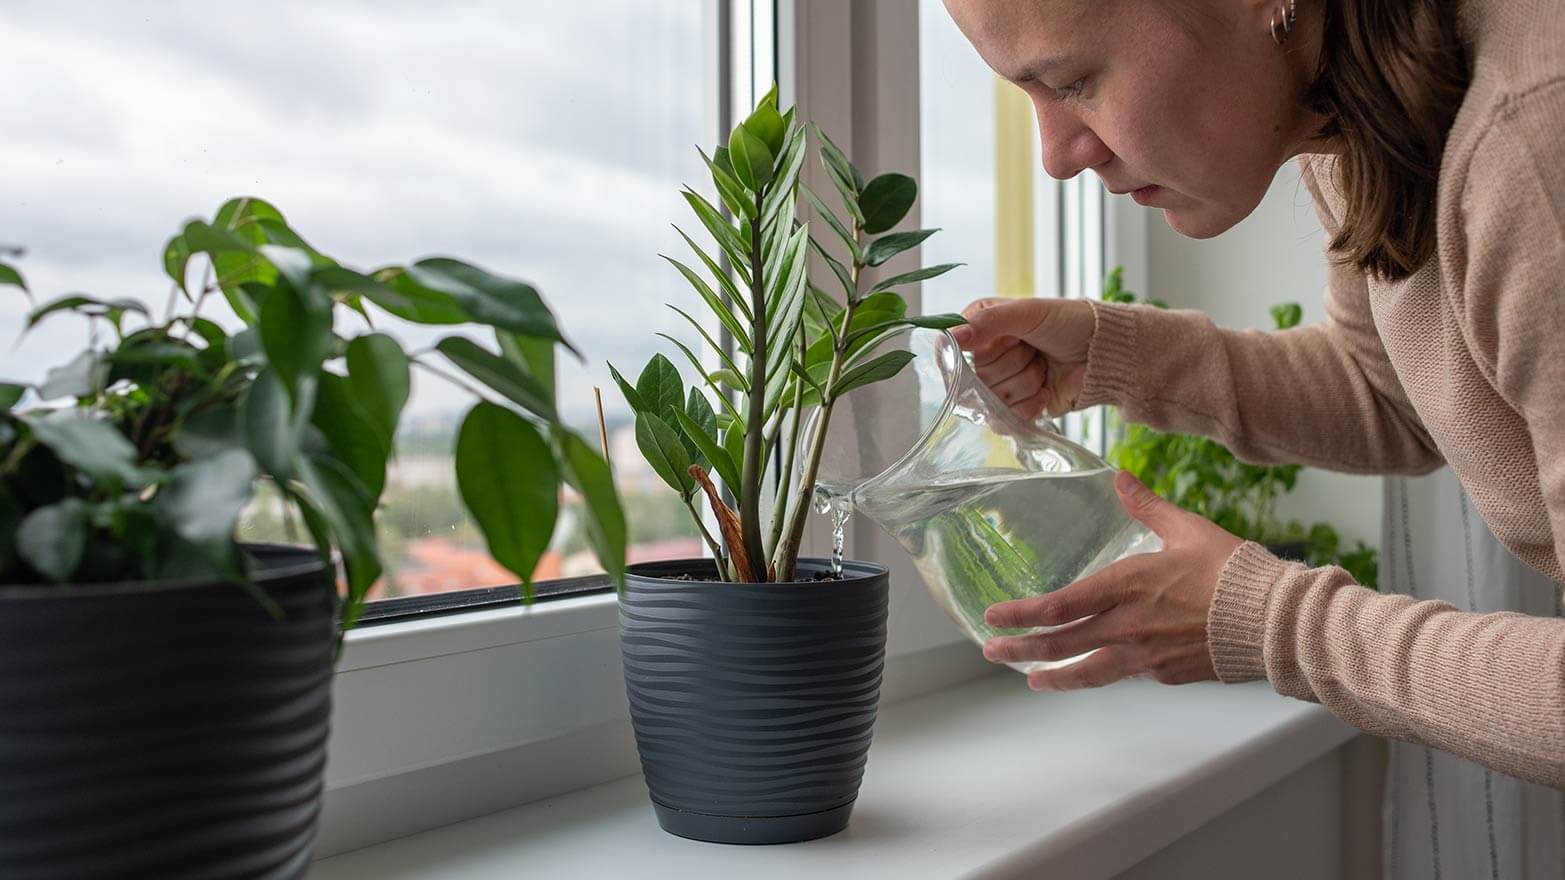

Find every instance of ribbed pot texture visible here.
[0,544,335,880]
[620,558,890,845]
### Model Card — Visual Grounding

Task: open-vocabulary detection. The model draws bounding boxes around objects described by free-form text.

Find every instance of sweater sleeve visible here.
[1078,159,1443,475]
[1211,542,1565,788]
[1452,80,1565,579]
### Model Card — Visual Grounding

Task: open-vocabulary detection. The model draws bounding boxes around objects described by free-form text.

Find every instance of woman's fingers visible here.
[1025,646,1140,691]
[988,354,1049,405]
[984,559,1139,629]
[982,610,1121,665]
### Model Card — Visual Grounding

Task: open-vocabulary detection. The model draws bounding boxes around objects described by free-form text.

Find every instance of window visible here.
[0,1,729,601]
[917,0,1107,450]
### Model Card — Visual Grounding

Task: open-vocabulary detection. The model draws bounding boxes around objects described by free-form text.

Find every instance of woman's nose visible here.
[1034,103,1112,181]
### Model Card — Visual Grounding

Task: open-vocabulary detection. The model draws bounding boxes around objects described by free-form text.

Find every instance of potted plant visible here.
[611,88,963,845]
[1101,268,1378,586]
[0,200,623,878]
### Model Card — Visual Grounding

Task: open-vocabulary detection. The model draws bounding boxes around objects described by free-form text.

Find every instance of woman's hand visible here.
[981,471,1244,691]
[950,297,1097,421]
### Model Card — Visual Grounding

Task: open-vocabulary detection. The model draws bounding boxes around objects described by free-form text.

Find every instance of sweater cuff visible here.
[1208,542,1288,683]
[1078,300,1141,408]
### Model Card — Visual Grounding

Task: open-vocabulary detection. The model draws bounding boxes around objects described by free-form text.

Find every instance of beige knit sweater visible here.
[1078,0,1565,787]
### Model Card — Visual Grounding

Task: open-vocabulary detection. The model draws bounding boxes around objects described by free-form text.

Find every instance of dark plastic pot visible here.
[0,544,335,880]
[619,557,890,845]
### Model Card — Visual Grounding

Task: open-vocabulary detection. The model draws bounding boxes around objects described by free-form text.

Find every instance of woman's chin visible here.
[1160,203,1242,240]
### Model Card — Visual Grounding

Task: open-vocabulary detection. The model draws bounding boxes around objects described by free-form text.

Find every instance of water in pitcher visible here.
[849,468,1160,671]
[807,328,1162,673]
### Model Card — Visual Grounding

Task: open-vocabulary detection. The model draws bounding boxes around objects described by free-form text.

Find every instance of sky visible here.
[0,0,712,433]
[0,0,1003,432]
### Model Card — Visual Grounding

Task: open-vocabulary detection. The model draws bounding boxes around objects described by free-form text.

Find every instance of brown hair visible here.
[1303,0,1471,281]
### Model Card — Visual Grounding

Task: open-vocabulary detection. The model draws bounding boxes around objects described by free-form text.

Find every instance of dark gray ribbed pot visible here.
[619,557,890,845]
[0,544,335,880]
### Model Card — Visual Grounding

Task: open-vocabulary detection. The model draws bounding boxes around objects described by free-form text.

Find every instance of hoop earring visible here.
[1270,0,1298,45]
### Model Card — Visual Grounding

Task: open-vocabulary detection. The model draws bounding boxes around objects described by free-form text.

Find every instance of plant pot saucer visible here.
[651,800,856,846]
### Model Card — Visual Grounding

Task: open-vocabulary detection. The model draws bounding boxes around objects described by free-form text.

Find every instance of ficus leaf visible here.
[20,410,149,489]
[0,262,28,295]
[436,336,557,422]
[17,498,87,582]
[404,259,578,357]
[456,402,558,595]
[346,333,411,447]
[152,448,257,548]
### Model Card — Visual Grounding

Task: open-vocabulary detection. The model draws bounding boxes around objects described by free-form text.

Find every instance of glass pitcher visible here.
[809,328,1161,673]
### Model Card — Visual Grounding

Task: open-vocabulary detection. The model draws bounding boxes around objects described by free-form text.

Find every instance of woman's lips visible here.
[1130,185,1161,206]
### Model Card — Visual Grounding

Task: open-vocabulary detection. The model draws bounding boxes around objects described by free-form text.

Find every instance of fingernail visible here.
[1114,470,1142,494]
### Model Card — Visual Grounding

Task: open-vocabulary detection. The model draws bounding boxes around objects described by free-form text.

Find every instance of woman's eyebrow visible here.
[1007,55,1073,83]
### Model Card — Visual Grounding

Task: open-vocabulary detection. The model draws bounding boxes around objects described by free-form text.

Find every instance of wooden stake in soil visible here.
[593,386,611,471]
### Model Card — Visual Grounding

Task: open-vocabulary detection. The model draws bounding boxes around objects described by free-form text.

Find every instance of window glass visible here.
[0,1,718,598]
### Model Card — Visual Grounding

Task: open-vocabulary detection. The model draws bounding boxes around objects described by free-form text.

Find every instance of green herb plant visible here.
[0,198,625,632]
[612,87,963,582]
[1100,267,1377,587]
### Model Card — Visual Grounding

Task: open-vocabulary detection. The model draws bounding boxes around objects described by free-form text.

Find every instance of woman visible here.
[946,0,1564,789]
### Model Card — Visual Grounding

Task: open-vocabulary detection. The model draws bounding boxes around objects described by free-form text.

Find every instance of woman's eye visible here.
[1053,78,1086,100]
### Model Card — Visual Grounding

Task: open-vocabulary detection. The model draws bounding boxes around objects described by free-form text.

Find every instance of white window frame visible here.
[314,0,1130,858]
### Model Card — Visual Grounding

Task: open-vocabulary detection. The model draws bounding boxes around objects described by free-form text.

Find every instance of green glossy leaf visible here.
[832,349,917,397]
[405,259,577,356]
[667,304,746,384]
[907,312,967,330]
[608,362,649,413]
[369,267,471,324]
[312,372,389,500]
[674,226,749,319]
[25,295,149,331]
[701,147,753,219]
[864,228,937,267]
[728,124,774,191]
[681,189,752,276]
[743,100,787,157]
[152,448,257,547]
[636,413,694,495]
[813,124,863,192]
[802,185,862,263]
[720,426,745,488]
[258,280,332,403]
[498,330,555,401]
[108,340,203,376]
[298,454,382,620]
[20,410,148,488]
[38,350,107,400]
[436,336,556,422]
[655,333,744,423]
[636,353,685,426]
[17,498,87,582]
[244,368,308,480]
[675,408,738,489]
[1271,302,1303,330]
[870,262,963,293]
[809,236,856,298]
[173,407,243,460]
[760,125,807,226]
[710,368,747,391]
[346,333,411,446]
[858,173,918,234]
[0,262,27,294]
[662,255,752,353]
[684,386,716,469]
[556,431,626,588]
[456,402,558,594]
[0,384,24,410]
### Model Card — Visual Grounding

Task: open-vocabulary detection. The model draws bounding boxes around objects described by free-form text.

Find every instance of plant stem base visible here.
[652,800,855,845]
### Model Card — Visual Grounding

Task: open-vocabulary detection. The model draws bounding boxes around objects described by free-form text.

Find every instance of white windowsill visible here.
[312,672,1355,879]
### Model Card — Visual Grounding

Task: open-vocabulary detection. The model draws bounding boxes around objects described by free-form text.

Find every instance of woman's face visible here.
[944,0,1323,238]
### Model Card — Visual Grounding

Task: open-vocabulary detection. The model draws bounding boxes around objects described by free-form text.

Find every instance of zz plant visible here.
[0,198,624,630]
[613,87,962,583]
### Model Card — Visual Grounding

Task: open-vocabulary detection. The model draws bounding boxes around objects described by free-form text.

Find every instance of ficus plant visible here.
[1100,268,1378,587]
[0,197,625,634]
[612,87,963,583]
